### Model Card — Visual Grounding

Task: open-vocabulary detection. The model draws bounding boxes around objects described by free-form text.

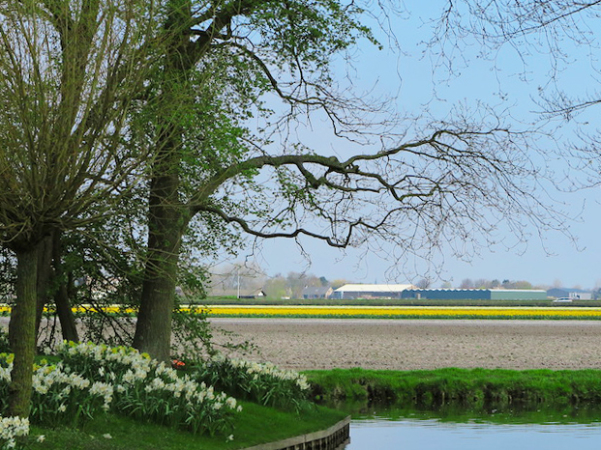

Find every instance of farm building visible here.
[302,286,334,299]
[547,288,592,300]
[330,284,415,300]
[401,289,548,301]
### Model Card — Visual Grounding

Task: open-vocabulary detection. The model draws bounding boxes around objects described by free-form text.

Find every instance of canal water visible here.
[341,404,601,449]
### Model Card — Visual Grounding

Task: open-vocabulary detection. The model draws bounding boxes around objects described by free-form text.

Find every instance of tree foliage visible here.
[127,0,571,361]
[0,0,164,417]
[433,0,601,181]
[0,0,575,416]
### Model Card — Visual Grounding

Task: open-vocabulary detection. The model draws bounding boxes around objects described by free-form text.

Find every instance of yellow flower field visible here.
[3,304,601,320]
[198,305,601,319]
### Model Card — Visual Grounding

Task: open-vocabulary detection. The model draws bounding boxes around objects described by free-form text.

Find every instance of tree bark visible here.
[9,244,39,418]
[8,236,52,350]
[132,168,182,361]
[132,1,191,361]
[52,230,79,343]
[34,235,54,338]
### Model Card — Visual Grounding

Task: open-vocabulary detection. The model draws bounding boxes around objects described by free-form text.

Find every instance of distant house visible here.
[330,284,415,300]
[237,289,267,299]
[547,288,592,300]
[402,289,548,301]
[302,286,334,299]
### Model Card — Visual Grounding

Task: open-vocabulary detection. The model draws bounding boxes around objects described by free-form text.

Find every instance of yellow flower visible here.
[200,305,601,319]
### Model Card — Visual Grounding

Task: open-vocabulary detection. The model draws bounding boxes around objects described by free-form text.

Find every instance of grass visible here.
[22,367,601,449]
[337,400,601,425]
[26,402,347,450]
[0,344,347,450]
[305,367,601,406]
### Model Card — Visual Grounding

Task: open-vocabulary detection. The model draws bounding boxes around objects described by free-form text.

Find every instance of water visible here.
[341,405,601,450]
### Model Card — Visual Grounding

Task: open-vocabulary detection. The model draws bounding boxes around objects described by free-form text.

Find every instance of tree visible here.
[434,1,601,179]
[263,274,289,299]
[512,280,534,290]
[416,278,432,289]
[129,0,568,361]
[209,262,267,297]
[460,279,475,289]
[330,279,350,290]
[286,272,323,299]
[0,0,162,417]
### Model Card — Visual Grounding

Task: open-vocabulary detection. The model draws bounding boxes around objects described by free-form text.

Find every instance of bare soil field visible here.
[210,318,601,371]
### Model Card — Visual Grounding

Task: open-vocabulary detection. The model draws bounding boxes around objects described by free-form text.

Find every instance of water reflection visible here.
[338,403,601,450]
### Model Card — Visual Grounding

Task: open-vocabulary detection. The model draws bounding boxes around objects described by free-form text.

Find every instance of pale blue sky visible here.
[236,2,601,289]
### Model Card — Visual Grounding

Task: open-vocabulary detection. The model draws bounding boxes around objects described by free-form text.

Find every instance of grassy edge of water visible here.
[20,367,601,449]
[25,402,347,450]
[304,367,601,406]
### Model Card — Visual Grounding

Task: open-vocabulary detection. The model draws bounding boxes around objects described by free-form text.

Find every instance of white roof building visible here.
[332,283,415,299]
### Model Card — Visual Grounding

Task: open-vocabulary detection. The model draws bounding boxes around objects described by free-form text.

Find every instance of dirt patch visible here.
[210,318,601,371]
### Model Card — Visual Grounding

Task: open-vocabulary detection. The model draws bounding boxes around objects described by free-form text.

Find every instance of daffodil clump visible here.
[194,354,310,410]
[0,416,28,450]
[0,354,110,430]
[0,342,241,448]
[54,342,241,435]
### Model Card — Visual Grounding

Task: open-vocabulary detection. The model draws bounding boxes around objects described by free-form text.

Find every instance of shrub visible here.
[0,329,9,354]
[55,341,241,435]
[0,342,242,439]
[0,415,28,450]
[193,355,310,410]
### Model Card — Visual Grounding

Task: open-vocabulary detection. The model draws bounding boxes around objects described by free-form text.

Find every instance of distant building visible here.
[401,289,548,301]
[547,288,592,300]
[302,286,334,299]
[331,284,415,300]
[237,289,266,299]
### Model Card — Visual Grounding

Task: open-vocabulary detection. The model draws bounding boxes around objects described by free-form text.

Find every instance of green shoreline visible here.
[24,367,601,449]
[305,367,601,406]
[26,402,347,450]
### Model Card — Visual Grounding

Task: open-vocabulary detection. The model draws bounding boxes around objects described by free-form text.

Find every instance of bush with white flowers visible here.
[0,342,241,438]
[0,357,108,428]
[55,342,241,435]
[193,354,310,410]
[0,415,28,450]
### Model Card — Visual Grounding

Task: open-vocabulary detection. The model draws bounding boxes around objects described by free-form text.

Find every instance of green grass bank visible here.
[305,368,601,406]
[26,402,347,450]
[0,343,348,450]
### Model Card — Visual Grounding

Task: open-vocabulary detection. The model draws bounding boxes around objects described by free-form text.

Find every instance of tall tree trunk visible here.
[132,1,192,361]
[52,230,79,342]
[132,168,182,361]
[9,244,39,418]
[34,235,54,338]
[8,236,52,350]
[55,285,79,343]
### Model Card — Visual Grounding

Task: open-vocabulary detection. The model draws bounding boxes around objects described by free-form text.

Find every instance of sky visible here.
[223,2,601,290]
